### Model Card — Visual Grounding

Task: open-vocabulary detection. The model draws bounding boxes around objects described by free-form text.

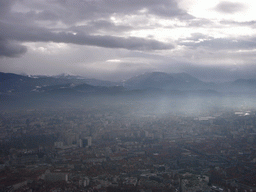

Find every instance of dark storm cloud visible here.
[70,20,134,34]
[0,0,15,16]
[0,0,26,58]
[25,10,59,21]
[49,0,191,22]
[215,1,245,14]
[0,21,173,51]
[59,33,173,50]
[0,39,27,57]
[16,0,191,26]
[0,0,183,57]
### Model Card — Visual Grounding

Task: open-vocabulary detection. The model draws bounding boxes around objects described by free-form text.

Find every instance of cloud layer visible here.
[0,0,256,82]
[0,0,181,56]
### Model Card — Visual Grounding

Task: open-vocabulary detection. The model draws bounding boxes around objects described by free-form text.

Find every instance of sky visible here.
[0,0,256,82]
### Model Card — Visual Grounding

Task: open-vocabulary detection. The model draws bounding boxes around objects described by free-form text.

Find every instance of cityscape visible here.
[0,94,256,191]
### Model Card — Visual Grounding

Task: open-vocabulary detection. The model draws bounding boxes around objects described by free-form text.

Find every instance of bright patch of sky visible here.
[179,0,256,21]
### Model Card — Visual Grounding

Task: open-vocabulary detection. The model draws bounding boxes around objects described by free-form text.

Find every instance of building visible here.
[79,137,92,148]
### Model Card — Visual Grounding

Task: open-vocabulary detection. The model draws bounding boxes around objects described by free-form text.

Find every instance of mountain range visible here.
[2,71,256,113]
[1,71,256,95]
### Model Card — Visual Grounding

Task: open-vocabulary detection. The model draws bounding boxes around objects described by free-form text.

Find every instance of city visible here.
[0,106,256,191]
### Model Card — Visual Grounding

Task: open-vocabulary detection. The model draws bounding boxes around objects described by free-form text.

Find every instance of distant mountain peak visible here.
[123,71,203,90]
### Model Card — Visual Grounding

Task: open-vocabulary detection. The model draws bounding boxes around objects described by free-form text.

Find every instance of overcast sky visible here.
[1,0,256,82]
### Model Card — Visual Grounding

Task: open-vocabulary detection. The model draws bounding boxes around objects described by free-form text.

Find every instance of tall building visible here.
[79,137,92,148]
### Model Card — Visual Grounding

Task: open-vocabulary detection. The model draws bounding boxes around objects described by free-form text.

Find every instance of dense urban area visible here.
[0,106,256,192]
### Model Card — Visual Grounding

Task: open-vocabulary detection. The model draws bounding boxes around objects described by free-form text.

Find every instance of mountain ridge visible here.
[1,71,256,94]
